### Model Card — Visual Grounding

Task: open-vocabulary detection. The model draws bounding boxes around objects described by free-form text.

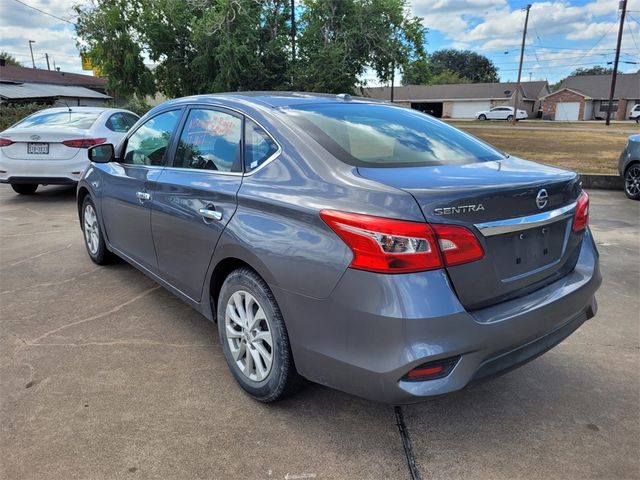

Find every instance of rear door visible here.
[101,109,183,272]
[151,106,245,301]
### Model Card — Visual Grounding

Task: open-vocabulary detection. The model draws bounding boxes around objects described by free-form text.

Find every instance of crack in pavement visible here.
[0,267,100,296]
[1,243,73,269]
[28,285,162,344]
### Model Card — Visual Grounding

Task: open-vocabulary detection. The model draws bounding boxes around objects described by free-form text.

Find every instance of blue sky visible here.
[1,0,639,84]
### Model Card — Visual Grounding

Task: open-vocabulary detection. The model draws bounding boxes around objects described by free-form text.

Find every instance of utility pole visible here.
[606,0,627,126]
[291,0,296,62]
[390,64,395,103]
[512,4,531,125]
[45,53,50,71]
[28,40,36,69]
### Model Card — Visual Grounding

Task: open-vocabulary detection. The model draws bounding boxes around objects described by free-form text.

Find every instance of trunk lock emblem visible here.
[536,189,548,209]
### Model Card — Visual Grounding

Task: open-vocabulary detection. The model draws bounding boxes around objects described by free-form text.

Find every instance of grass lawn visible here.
[447,122,636,174]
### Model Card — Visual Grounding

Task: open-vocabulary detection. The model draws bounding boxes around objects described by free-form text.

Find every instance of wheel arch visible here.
[77,186,91,227]
[205,244,278,323]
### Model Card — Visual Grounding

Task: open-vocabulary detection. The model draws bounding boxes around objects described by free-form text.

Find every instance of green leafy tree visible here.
[0,51,20,66]
[571,66,614,76]
[430,49,498,83]
[75,0,155,99]
[430,69,469,85]
[401,57,431,85]
[294,0,427,93]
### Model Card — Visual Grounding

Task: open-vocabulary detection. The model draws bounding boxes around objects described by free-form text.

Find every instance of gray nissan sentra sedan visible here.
[77,93,601,404]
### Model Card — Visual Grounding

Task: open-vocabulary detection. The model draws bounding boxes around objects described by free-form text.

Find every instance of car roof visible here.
[30,107,132,115]
[157,91,387,110]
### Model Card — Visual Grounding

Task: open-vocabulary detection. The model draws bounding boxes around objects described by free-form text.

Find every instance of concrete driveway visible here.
[0,185,638,480]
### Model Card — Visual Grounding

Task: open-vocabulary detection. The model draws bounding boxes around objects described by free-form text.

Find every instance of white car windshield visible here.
[16,111,101,130]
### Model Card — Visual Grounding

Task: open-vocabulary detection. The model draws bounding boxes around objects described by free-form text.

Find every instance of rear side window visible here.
[122,110,181,166]
[16,111,100,130]
[174,109,242,172]
[106,113,135,132]
[244,119,278,172]
[284,103,504,167]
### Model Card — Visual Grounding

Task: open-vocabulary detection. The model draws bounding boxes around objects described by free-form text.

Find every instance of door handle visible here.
[136,191,151,201]
[198,207,223,221]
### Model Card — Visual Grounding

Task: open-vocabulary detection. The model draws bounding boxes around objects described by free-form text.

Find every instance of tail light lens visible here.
[572,191,589,232]
[0,138,14,147]
[320,210,484,274]
[432,224,485,267]
[62,138,107,148]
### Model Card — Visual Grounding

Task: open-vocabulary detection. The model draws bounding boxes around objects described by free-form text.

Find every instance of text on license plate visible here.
[27,143,49,154]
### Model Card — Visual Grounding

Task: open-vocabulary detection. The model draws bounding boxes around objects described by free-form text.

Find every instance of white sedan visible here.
[475,106,528,121]
[0,107,139,194]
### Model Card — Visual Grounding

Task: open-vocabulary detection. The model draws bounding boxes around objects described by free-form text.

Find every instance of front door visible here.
[151,107,244,300]
[101,109,183,272]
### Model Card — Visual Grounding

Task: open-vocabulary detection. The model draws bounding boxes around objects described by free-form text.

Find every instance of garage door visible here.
[451,101,491,119]
[556,102,580,121]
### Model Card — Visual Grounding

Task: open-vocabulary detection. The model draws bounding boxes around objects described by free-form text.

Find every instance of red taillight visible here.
[572,191,589,232]
[62,138,107,148]
[432,224,485,267]
[0,137,14,147]
[320,210,484,274]
[407,366,444,378]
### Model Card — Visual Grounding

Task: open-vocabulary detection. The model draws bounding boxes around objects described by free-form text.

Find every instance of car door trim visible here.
[474,202,577,237]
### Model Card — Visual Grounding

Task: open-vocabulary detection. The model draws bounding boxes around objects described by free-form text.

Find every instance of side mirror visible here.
[89,143,114,163]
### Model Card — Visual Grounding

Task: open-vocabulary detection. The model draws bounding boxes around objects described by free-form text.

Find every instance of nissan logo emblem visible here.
[536,189,548,209]
[30,135,41,141]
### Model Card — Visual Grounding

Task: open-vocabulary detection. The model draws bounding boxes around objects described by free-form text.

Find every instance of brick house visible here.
[541,72,640,121]
[364,81,550,119]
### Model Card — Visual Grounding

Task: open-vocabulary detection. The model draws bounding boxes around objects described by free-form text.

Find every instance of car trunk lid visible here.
[1,127,88,160]
[357,157,584,309]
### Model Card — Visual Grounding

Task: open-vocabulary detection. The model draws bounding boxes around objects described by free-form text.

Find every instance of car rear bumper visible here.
[0,155,88,184]
[272,228,601,404]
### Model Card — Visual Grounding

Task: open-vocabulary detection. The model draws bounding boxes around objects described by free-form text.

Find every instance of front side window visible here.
[16,111,100,129]
[244,119,278,172]
[122,110,181,166]
[284,103,504,167]
[174,109,242,172]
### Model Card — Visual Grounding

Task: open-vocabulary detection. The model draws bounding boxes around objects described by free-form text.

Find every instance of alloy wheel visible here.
[625,165,640,198]
[225,290,273,382]
[83,204,100,255]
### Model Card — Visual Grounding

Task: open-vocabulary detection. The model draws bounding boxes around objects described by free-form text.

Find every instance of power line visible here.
[10,0,75,24]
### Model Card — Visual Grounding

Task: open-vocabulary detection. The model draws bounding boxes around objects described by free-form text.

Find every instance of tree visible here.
[75,0,427,97]
[0,51,20,66]
[75,0,155,99]
[571,66,614,76]
[430,49,498,83]
[294,0,427,93]
[430,69,469,85]
[401,57,430,85]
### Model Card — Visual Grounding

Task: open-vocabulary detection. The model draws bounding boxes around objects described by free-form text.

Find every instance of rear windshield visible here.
[283,103,505,167]
[16,111,101,130]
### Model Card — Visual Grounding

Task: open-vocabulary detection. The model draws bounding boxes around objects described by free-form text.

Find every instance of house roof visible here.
[554,72,640,100]
[364,81,549,102]
[0,65,107,90]
[0,82,112,101]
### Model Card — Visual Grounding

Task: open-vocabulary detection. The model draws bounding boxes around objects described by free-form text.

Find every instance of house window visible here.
[600,101,618,113]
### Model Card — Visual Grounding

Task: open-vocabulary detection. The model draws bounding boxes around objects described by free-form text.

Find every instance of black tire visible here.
[624,163,640,200]
[506,115,514,121]
[478,114,487,121]
[11,184,38,195]
[81,196,114,264]
[217,267,301,402]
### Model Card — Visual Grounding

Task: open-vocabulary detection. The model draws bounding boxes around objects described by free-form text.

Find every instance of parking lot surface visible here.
[0,185,638,480]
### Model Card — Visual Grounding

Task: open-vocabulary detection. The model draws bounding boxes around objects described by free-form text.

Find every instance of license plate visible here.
[27,143,49,154]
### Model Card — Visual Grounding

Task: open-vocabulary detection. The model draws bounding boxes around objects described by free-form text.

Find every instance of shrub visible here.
[0,103,48,131]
